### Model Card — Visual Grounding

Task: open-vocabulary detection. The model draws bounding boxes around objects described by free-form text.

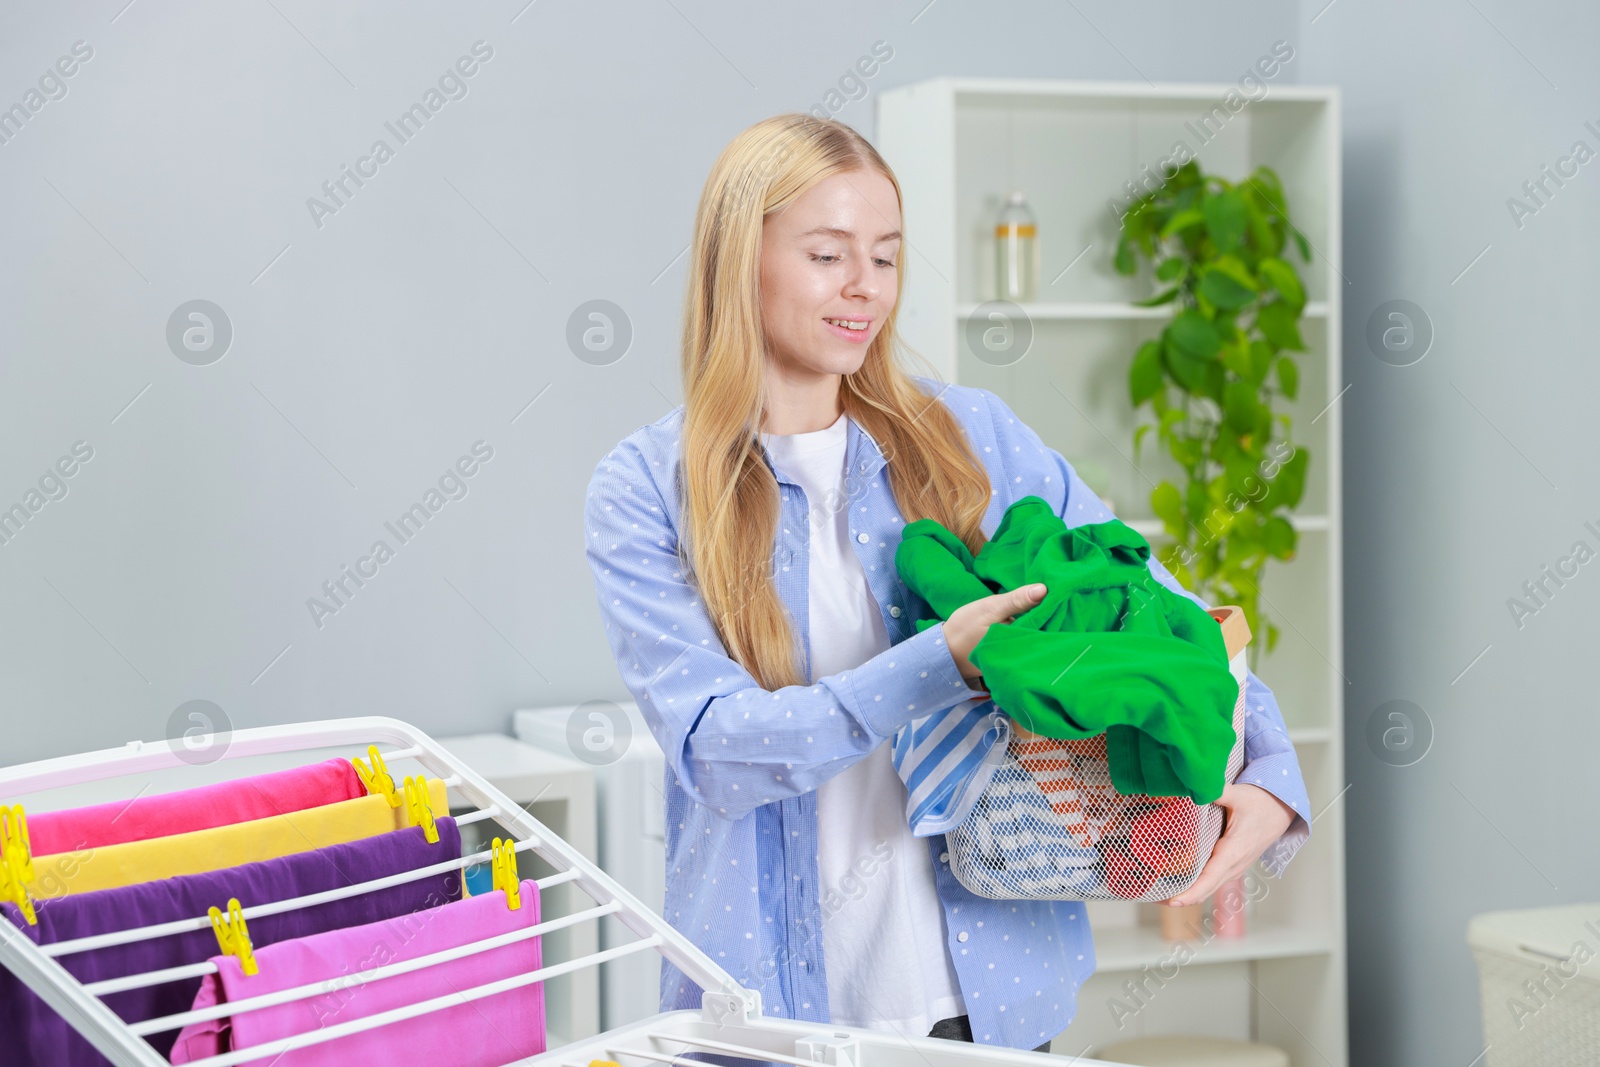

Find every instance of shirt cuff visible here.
[1235,751,1313,876]
[846,620,975,739]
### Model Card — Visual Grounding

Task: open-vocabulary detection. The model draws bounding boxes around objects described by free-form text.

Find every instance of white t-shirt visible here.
[760,411,966,1036]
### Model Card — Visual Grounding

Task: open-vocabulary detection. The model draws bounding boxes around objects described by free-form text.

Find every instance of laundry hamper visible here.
[0,717,1136,1067]
[945,606,1252,902]
[1469,903,1600,1067]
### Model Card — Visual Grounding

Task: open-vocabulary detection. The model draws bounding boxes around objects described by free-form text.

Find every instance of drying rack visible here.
[0,716,1118,1067]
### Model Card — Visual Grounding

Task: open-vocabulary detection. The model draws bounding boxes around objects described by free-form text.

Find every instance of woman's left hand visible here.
[1164,782,1295,907]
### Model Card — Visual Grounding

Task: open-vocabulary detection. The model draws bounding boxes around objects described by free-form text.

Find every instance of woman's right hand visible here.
[943,582,1047,682]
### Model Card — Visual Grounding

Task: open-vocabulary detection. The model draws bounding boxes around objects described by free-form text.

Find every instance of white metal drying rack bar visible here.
[0,716,1103,1067]
[46,835,555,961]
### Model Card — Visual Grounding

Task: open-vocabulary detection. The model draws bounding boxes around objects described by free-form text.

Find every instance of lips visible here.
[823,316,873,343]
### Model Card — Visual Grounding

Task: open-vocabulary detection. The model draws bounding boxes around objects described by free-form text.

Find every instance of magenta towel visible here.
[29,758,367,856]
[0,820,461,1066]
[170,880,546,1066]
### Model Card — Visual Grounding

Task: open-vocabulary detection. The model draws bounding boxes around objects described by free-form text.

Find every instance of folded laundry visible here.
[169,878,545,1066]
[0,821,462,1065]
[891,695,1013,836]
[896,495,1238,805]
[955,769,1105,899]
[27,778,448,898]
[1103,798,1202,900]
[28,758,366,856]
[1007,733,1121,849]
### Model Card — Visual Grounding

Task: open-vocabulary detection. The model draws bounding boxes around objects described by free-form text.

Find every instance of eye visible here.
[873,257,895,268]
[809,253,840,264]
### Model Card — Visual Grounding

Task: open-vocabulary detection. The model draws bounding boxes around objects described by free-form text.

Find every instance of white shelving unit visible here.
[877,78,1347,1065]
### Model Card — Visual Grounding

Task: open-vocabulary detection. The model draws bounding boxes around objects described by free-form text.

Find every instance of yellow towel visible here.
[27,778,448,898]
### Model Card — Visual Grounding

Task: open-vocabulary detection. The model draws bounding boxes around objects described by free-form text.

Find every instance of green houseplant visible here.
[1113,159,1313,659]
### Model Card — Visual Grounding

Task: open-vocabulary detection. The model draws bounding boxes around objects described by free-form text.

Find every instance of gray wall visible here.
[1,1,1589,1063]
[1297,2,1600,1065]
[0,0,1294,760]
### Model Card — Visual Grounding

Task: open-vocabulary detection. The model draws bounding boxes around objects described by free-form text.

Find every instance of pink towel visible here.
[169,880,545,1066]
[30,759,366,856]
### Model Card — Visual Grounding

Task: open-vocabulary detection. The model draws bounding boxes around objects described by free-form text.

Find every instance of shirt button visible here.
[957,931,969,942]
[889,606,902,618]
[939,851,950,863]
[856,532,870,544]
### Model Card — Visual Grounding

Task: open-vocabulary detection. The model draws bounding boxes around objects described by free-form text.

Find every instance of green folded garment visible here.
[894,495,1238,804]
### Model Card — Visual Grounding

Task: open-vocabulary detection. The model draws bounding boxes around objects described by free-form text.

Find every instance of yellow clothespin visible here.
[402,774,439,844]
[208,897,258,977]
[0,806,35,926]
[0,840,35,926]
[352,745,400,808]
[490,837,521,911]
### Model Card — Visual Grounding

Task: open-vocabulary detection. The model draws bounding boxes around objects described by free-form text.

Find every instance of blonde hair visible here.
[678,113,992,690]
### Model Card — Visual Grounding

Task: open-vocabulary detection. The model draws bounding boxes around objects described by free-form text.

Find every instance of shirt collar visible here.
[755,412,888,487]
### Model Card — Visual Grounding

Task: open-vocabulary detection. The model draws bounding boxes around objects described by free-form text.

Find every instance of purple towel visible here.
[0,819,462,1066]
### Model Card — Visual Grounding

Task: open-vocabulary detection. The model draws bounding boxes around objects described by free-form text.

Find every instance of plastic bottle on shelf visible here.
[995,191,1038,303]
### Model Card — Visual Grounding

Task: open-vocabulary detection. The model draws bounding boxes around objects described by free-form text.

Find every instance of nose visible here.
[841,249,880,301]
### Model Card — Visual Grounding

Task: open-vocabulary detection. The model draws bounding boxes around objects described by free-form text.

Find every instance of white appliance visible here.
[514,701,664,1032]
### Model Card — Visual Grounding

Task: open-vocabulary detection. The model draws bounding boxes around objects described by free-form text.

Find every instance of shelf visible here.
[956,301,1330,321]
[1091,922,1336,972]
[933,76,1339,105]
[1121,514,1331,539]
[879,74,1345,1064]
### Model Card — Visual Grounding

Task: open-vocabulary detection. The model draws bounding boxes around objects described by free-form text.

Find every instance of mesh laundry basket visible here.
[945,606,1250,902]
[1469,903,1600,1067]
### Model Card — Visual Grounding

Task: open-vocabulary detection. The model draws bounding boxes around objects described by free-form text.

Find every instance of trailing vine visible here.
[1114,159,1313,659]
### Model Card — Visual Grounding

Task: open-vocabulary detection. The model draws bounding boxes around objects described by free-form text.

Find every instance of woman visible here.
[583,113,1312,1053]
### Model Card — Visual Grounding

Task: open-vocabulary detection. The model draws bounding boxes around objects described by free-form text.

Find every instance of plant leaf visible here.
[1263,515,1297,559]
[1186,482,1210,528]
[1202,189,1248,252]
[1224,379,1265,434]
[1262,447,1310,510]
[1114,238,1136,275]
[1133,285,1182,307]
[1162,337,1212,397]
[1292,227,1311,261]
[1257,301,1305,351]
[1211,254,1258,289]
[1276,356,1300,400]
[1129,340,1163,406]
[1257,256,1305,311]
[1248,166,1286,212]
[1221,335,1254,379]
[1198,267,1257,311]
[1159,208,1205,239]
[1168,309,1221,358]
[1151,481,1184,534]
[1249,340,1276,383]
[1155,258,1185,282]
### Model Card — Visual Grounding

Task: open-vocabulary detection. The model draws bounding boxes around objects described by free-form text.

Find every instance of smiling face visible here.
[758,168,902,387]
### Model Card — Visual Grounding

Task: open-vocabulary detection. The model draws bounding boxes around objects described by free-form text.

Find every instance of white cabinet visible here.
[511,703,665,1034]
[876,77,1347,1066]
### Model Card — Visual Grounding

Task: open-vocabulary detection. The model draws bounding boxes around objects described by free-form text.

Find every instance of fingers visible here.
[1167,787,1252,906]
[1168,843,1247,906]
[1013,582,1047,608]
[988,583,1046,622]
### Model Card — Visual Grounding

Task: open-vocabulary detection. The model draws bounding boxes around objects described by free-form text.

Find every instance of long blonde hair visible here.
[679,113,992,690]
